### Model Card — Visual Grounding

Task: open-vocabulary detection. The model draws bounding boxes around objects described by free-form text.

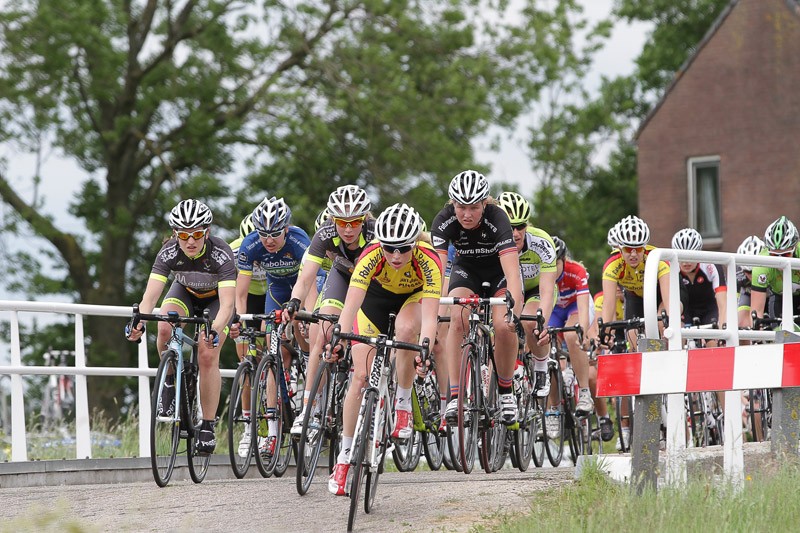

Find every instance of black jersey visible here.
[430,203,517,266]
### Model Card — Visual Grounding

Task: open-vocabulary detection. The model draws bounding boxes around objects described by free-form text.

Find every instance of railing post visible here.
[137,327,151,458]
[9,311,28,461]
[74,314,92,459]
[631,337,667,494]
[771,330,800,459]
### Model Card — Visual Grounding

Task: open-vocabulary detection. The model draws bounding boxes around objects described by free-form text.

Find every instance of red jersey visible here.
[556,259,590,308]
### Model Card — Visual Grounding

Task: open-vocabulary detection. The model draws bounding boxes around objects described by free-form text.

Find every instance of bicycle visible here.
[512,315,543,471]
[227,322,267,478]
[683,318,724,447]
[328,324,428,532]
[577,341,606,456]
[440,284,515,474]
[126,304,215,487]
[250,309,303,478]
[40,349,76,428]
[293,310,346,496]
[743,312,785,442]
[411,336,446,471]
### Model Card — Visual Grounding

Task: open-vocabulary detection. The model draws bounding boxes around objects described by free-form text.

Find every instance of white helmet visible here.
[252,196,292,234]
[168,199,213,229]
[616,215,650,247]
[671,228,703,251]
[764,216,799,251]
[375,203,422,246]
[327,185,371,218]
[448,170,489,205]
[607,223,620,249]
[737,235,765,272]
[314,207,331,232]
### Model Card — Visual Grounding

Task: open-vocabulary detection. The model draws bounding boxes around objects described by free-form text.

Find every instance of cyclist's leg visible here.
[443,273,472,421]
[433,304,450,427]
[391,293,424,438]
[236,293,265,425]
[526,295,551,396]
[563,306,592,415]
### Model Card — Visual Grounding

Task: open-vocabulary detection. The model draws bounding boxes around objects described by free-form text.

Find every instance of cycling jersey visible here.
[751,246,800,295]
[229,235,267,296]
[430,203,517,263]
[150,235,237,296]
[594,291,624,321]
[237,226,310,282]
[555,259,589,308]
[519,227,557,292]
[350,240,443,299]
[601,245,669,298]
[679,262,726,324]
[305,219,377,276]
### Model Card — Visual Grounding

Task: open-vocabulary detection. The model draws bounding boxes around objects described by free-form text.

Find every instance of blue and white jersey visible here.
[237,226,310,284]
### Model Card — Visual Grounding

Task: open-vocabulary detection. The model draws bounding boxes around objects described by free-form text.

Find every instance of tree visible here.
[0,0,599,416]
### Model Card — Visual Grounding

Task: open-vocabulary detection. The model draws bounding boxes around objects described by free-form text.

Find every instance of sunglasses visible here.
[770,249,794,257]
[257,228,285,239]
[622,246,645,254]
[511,223,527,231]
[382,243,414,255]
[175,229,207,241]
[334,217,365,229]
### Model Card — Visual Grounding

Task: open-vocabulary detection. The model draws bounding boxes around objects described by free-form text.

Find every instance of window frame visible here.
[686,155,722,247]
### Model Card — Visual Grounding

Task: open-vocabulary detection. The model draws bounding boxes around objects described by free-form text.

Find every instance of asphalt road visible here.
[0,466,575,533]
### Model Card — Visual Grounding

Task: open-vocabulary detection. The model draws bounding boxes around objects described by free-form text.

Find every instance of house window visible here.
[687,156,721,242]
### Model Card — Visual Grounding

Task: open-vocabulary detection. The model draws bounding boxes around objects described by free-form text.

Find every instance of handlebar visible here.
[125,304,213,345]
[328,324,429,361]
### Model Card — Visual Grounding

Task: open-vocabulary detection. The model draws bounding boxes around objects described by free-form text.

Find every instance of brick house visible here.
[636,0,800,251]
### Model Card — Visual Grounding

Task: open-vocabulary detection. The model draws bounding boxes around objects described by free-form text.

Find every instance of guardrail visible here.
[0,301,236,462]
[618,248,800,491]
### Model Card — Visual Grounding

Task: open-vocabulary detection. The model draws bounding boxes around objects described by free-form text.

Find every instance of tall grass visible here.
[481,459,800,532]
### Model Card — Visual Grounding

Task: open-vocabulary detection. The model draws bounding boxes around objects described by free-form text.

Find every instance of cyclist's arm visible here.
[337,285,367,336]
[235,271,252,318]
[499,251,523,317]
[577,292,591,345]
[213,284,236,335]
[750,289,767,320]
[657,270,672,317]
[138,276,167,315]
[537,269,557,324]
[290,255,323,306]
[715,288,727,327]
[601,278,619,324]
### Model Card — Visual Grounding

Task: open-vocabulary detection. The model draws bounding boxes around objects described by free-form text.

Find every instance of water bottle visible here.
[513,361,524,393]
[562,366,575,396]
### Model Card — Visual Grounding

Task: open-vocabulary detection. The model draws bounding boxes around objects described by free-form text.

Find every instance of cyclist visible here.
[590,285,623,441]
[327,203,441,495]
[284,185,375,435]
[751,215,800,321]
[735,235,766,329]
[431,171,523,427]
[228,213,267,457]
[600,215,670,450]
[671,228,727,343]
[126,199,236,455]
[548,236,594,417]
[234,196,311,459]
[496,191,557,401]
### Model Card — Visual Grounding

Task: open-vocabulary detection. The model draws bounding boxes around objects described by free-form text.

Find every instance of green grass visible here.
[477,459,800,532]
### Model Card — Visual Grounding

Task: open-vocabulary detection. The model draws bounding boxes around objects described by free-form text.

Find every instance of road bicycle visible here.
[126,304,214,487]
[250,309,303,478]
[683,318,724,448]
[40,349,76,429]
[293,310,346,496]
[440,284,514,474]
[328,324,428,532]
[227,322,267,478]
[410,335,446,471]
[576,341,606,456]
[511,315,543,471]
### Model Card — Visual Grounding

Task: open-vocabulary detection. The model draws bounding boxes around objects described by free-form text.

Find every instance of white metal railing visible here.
[0,301,236,462]
[643,248,800,489]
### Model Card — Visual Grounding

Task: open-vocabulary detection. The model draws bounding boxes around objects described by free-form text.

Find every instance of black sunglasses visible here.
[382,243,414,254]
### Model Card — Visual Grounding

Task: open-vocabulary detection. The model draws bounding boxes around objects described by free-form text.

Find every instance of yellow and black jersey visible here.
[350,240,443,299]
[601,245,669,298]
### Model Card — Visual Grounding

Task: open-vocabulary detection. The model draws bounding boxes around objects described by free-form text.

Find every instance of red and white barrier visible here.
[597,343,800,397]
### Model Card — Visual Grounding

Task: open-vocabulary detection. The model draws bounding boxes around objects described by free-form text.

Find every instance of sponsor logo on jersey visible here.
[758,274,768,285]
[160,246,179,263]
[211,248,231,266]
[433,236,446,247]
[356,253,382,280]
[526,236,556,262]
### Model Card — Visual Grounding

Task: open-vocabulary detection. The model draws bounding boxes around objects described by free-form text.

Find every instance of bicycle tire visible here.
[564,392,581,464]
[366,391,390,513]
[328,363,348,475]
[686,393,708,448]
[420,371,444,471]
[273,367,295,478]
[228,361,254,478]
[185,363,210,484]
[543,362,565,467]
[150,351,180,487]
[443,429,459,471]
[479,370,504,473]
[531,396,545,468]
[457,344,479,474]
[614,396,634,452]
[296,360,332,495]
[748,388,770,442]
[513,358,535,471]
[390,359,418,472]
[252,356,280,477]
[347,390,375,532]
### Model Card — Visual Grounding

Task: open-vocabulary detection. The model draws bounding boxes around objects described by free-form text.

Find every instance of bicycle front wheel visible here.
[366,391,390,513]
[513,358,535,471]
[420,371,444,471]
[228,361,254,478]
[184,364,210,484]
[457,344,479,474]
[296,360,332,495]
[252,356,281,478]
[543,363,565,467]
[151,351,180,487]
[348,391,376,532]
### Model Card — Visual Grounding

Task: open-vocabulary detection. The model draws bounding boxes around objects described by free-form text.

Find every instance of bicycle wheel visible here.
[390,359,418,472]
[348,391,376,532]
[531,397,545,468]
[686,393,708,448]
[615,396,634,452]
[543,363,565,467]
[513,358,535,471]
[479,370,505,473]
[457,344,480,474]
[228,361,254,478]
[565,396,581,464]
[184,364,210,484]
[252,356,282,477]
[151,351,180,487]
[419,372,444,471]
[273,369,295,478]
[748,389,770,442]
[366,391,390,513]
[328,363,349,474]
[296,361,332,495]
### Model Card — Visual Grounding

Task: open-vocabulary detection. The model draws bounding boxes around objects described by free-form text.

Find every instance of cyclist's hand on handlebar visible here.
[282,297,302,322]
[125,323,144,343]
[202,329,220,348]
[324,341,345,362]
[228,319,241,340]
